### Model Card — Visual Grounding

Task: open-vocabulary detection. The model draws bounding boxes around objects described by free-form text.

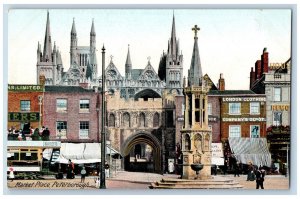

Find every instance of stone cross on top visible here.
[192,25,200,37]
[110,55,114,63]
[147,56,151,64]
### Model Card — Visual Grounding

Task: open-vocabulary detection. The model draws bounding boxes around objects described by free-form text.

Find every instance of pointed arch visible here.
[122,112,130,128]
[153,112,159,127]
[139,112,146,127]
[108,113,115,127]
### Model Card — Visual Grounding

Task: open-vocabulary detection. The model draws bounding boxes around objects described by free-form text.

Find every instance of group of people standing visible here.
[8,126,50,141]
[225,159,266,189]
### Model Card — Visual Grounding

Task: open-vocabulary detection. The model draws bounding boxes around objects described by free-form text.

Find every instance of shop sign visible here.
[269,63,286,70]
[177,116,184,121]
[271,105,289,111]
[8,112,40,122]
[211,143,223,157]
[208,115,218,122]
[222,117,266,122]
[222,97,266,102]
[8,84,43,92]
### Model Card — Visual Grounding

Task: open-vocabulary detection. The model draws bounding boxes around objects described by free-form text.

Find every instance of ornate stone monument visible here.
[180,25,212,180]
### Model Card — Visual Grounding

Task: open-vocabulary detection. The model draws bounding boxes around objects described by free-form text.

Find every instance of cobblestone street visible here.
[7,171,289,190]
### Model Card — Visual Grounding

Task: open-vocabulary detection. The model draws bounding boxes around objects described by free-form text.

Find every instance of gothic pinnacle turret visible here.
[188,25,202,87]
[43,11,52,62]
[90,19,96,52]
[125,44,132,79]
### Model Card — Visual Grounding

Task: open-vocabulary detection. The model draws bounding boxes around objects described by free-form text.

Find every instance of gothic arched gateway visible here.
[121,133,162,173]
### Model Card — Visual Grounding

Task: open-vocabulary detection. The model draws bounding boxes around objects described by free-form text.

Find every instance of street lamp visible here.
[38,95,43,130]
[100,45,106,189]
[286,144,289,177]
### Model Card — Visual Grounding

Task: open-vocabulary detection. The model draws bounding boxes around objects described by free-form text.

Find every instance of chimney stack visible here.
[250,67,256,89]
[261,47,269,76]
[255,60,262,79]
[218,73,225,91]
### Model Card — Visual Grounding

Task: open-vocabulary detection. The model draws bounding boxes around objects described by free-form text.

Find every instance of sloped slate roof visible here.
[131,69,143,80]
[208,90,256,95]
[45,86,94,93]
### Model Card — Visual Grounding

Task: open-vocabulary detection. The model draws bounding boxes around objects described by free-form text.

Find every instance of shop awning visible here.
[228,137,271,167]
[44,143,121,164]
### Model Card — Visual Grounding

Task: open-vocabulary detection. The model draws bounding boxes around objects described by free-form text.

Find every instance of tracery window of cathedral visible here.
[153,112,159,127]
[108,113,115,127]
[107,70,117,79]
[139,112,146,127]
[123,112,130,127]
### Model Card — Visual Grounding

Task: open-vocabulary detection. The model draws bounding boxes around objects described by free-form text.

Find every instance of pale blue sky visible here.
[8,9,291,89]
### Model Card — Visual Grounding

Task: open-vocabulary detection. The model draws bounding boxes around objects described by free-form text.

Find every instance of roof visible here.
[45,86,94,93]
[131,69,143,80]
[208,90,258,96]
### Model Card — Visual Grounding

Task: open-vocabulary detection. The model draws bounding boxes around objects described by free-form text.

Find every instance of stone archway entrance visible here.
[122,133,162,173]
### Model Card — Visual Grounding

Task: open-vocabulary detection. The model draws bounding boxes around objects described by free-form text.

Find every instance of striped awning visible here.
[228,137,271,167]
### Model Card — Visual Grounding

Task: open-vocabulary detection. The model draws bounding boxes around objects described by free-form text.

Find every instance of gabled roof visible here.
[203,74,218,90]
[137,61,160,81]
[104,61,123,80]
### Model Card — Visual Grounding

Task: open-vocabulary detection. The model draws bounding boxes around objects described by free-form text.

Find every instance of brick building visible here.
[7,84,44,132]
[43,85,101,143]
[219,93,267,140]
[250,48,291,172]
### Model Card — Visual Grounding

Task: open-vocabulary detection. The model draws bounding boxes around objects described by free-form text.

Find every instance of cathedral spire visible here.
[71,18,77,36]
[188,25,202,86]
[90,18,96,36]
[125,44,132,79]
[43,10,52,62]
[170,12,177,59]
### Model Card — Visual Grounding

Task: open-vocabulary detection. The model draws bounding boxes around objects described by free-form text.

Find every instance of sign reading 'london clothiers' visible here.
[222,97,266,102]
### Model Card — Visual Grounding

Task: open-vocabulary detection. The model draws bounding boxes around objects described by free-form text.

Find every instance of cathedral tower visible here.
[165,14,183,95]
[37,11,61,85]
[181,25,212,180]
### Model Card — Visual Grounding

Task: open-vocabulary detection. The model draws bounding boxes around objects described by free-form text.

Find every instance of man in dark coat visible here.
[255,166,266,189]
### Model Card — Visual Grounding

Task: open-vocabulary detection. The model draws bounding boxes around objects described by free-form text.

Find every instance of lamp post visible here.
[286,144,289,177]
[38,95,43,130]
[100,45,106,189]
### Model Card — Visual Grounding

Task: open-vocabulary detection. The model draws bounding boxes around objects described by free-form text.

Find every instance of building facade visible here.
[250,48,291,172]
[7,84,44,132]
[43,86,101,143]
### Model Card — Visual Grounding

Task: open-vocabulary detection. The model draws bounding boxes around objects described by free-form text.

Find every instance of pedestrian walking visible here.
[168,161,175,174]
[94,177,100,188]
[81,166,86,183]
[8,167,15,182]
[105,161,110,178]
[234,161,240,177]
[247,161,255,181]
[255,166,266,189]
[223,160,228,175]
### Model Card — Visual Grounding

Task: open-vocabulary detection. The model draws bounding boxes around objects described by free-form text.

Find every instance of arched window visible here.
[153,112,159,127]
[194,134,202,152]
[123,112,130,127]
[108,113,115,127]
[139,112,146,127]
[184,134,191,151]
